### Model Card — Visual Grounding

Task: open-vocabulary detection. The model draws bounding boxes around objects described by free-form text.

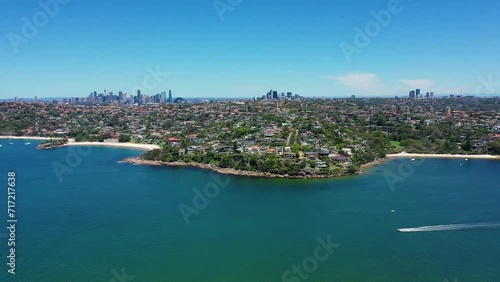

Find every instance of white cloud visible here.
[398,79,435,89]
[327,72,384,91]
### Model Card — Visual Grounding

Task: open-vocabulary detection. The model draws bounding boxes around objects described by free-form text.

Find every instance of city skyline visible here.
[1,0,500,98]
[6,86,480,104]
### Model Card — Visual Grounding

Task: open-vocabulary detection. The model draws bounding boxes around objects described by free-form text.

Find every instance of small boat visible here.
[0,144,3,147]
[465,158,468,161]
[411,158,415,161]
[391,210,396,213]
[25,142,31,145]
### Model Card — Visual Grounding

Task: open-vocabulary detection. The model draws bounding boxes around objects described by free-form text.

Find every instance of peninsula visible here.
[2,96,497,179]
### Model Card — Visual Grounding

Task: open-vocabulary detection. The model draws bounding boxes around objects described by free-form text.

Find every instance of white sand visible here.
[387,152,499,160]
[0,136,159,151]
[65,141,159,151]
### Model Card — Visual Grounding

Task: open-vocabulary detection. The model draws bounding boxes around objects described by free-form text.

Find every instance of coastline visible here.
[122,151,500,180]
[65,141,160,151]
[121,157,350,179]
[6,135,498,178]
[360,158,387,170]
[1,136,160,151]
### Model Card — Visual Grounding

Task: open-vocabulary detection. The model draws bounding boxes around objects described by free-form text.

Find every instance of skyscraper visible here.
[272,91,278,100]
[168,90,173,102]
[136,90,142,103]
[416,89,421,97]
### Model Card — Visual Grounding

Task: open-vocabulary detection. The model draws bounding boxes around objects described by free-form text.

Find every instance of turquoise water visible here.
[1,139,499,282]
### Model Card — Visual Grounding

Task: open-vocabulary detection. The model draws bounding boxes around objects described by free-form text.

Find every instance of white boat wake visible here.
[398,223,500,232]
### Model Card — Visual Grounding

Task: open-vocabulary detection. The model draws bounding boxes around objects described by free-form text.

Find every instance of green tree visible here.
[119,134,131,143]
[462,139,472,152]
[488,140,500,155]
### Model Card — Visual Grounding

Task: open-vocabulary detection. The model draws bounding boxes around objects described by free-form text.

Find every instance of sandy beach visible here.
[387,152,500,160]
[1,136,160,151]
[65,141,160,151]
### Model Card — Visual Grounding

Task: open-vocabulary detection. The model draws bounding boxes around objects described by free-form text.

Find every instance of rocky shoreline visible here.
[36,140,69,150]
[120,157,357,179]
[36,143,67,150]
[120,152,499,180]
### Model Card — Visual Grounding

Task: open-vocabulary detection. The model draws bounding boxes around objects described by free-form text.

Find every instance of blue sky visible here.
[1,0,499,98]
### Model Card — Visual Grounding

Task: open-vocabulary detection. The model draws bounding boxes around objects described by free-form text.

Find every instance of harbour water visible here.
[1,139,499,281]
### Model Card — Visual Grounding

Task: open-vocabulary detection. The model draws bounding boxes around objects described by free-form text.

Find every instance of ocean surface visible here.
[1,139,499,282]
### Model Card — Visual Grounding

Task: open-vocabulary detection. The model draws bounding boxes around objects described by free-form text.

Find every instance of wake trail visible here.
[397,222,500,232]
